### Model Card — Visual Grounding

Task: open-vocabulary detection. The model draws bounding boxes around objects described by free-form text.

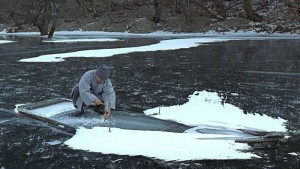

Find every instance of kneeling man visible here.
[71,64,116,118]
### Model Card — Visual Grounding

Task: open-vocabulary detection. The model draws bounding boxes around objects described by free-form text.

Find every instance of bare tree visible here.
[48,1,59,38]
[174,0,182,14]
[30,0,59,37]
[152,0,162,23]
[298,0,300,15]
[3,0,60,37]
[242,0,263,22]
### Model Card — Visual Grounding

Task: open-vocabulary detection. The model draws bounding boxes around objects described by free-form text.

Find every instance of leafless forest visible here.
[0,0,300,36]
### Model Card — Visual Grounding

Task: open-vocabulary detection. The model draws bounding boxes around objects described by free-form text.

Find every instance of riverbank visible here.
[1,15,300,35]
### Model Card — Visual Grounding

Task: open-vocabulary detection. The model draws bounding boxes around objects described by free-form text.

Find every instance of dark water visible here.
[1,34,300,168]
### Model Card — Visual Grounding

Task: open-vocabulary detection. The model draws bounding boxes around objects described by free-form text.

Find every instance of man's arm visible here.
[102,79,116,110]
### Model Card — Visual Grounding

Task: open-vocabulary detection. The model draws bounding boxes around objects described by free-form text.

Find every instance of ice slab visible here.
[30,102,76,118]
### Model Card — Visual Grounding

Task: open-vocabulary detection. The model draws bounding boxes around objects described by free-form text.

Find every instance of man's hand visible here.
[104,108,111,119]
[95,98,103,106]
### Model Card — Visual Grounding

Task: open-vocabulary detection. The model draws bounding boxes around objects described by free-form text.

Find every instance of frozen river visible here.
[0,32,300,168]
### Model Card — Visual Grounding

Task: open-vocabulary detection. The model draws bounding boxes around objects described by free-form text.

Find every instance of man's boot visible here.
[74,104,85,117]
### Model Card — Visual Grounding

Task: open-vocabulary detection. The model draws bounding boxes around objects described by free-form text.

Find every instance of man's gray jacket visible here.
[74,70,116,110]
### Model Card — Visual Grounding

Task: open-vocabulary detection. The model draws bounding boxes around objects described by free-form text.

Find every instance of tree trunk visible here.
[48,2,58,38]
[108,0,112,12]
[31,0,58,37]
[36,0,50,36]
[243,0,263,22]
[174,0,181,14]
[152,0,162,23]
[297,0,300,15]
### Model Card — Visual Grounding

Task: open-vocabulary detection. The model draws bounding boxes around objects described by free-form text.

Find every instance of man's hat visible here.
[96,64,110,81]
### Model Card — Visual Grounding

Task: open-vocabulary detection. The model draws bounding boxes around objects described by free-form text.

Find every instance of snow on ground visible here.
[65,91,286,161]
[19,38,231,62]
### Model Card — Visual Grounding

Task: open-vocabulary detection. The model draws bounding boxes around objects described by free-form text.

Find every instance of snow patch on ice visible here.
[43,38,120,43]
[288,152,298,156]
[0,40,15,44]
[44,140,62,145]
[19,38,231,62]
[144,91,286,132]
[65,127,260,161]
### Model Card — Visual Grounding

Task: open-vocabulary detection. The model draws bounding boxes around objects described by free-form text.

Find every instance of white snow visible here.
[14,104,25,113]
[65,127,260,161]
[44,140,62,146]
[288,152,298,156]
[19,38,231,62]
[0,40,15,44]
[65,91,286,161]
[144,91,286,132]
[43,38,120,43]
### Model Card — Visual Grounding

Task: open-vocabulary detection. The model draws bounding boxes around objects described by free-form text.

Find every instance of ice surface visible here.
[30,102,75,118]
[7,31,288,161]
